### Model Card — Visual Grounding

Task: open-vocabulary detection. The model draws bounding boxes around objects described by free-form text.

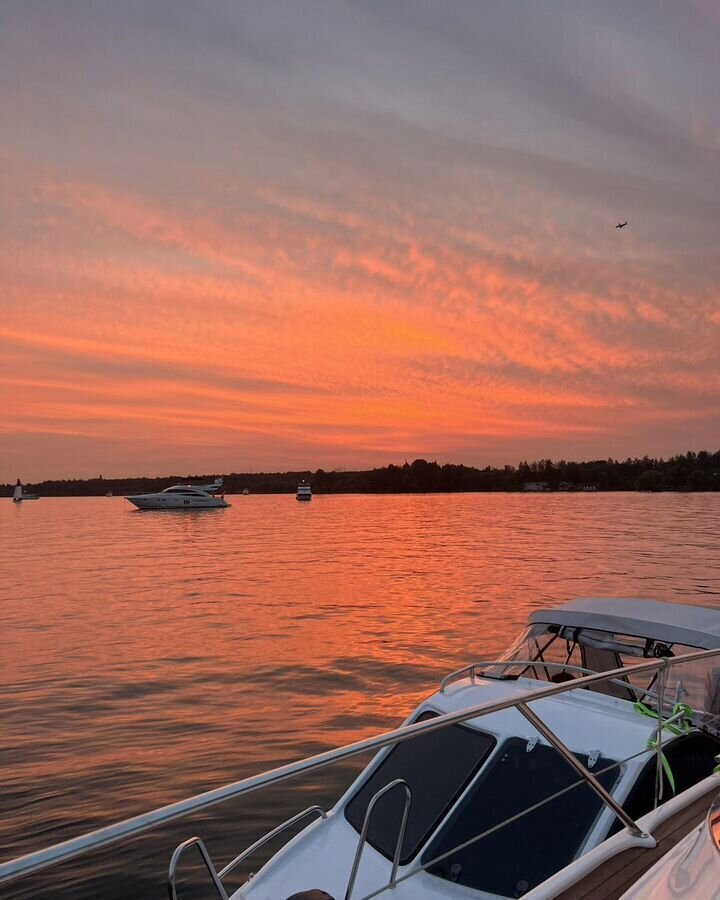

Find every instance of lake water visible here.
[1,493,719,899]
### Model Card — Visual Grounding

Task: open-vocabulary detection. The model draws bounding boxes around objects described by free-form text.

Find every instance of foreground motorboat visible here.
[12,479,39,502]
[2,598,719,900]
[207,598,720,900]
[297,482,312,501]
[125,483,229,509]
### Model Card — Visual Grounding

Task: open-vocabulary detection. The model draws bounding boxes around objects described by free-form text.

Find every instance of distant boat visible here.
[125,484,229,510]
[241,488,250,495]
[12,479,39,502]
[296,482,312,501]
[523,481,550,492]
[106,491,113,497]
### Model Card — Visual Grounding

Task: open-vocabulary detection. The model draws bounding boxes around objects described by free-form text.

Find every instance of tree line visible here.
[4,450,720,496]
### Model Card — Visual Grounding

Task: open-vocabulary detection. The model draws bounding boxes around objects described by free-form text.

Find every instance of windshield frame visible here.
[478,624,720,736]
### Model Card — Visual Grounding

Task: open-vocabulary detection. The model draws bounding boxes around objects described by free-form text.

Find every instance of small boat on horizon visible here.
[12,480,39,502]
[296,481,312,501]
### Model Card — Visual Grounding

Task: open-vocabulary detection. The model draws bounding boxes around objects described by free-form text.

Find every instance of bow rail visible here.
[439,659,652,695]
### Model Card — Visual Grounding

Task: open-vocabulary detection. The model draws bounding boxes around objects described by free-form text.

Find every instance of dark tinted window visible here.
[344,712,495,864]
[423,738,619,897]
[609,731,720,837]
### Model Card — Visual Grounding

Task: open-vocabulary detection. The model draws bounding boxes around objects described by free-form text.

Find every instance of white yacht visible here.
[125,483,229,509]
[297,482,312,501]
[2,598,720,900]
[12,479,39,502]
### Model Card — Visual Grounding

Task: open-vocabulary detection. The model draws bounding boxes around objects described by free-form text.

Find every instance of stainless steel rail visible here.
[166,805,326,900]
[344,780,411,900]
[440,659,649,695]
[516,702,646,837]
[167,838,228,900]
[1,648,718,888]
[217,805,326,879]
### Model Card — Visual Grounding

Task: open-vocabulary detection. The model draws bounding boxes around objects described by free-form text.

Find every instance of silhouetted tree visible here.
[636,470,662,492]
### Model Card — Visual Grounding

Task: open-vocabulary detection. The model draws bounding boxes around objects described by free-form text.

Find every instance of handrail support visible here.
[345,779,411,900]
[218,805,326,879]
[516,702,649,839]
[168,837,229,900]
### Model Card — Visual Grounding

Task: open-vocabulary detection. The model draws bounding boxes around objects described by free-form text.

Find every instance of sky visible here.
[1,0,719,481]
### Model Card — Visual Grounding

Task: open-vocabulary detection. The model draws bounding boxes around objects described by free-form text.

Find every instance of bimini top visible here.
[529,597,720,651]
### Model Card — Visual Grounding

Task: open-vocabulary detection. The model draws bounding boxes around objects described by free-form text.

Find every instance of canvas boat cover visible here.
[530,597,720,651]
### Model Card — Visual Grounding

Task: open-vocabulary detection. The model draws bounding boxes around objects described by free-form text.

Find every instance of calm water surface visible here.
[1,493,719,898]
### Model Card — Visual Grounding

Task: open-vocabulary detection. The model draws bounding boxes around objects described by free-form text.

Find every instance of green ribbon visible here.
[633,702,694,795]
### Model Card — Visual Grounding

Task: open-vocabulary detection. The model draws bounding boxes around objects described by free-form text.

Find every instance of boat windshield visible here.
[423,738,619,898]
[344,712,495,864]
[481,625,720,735]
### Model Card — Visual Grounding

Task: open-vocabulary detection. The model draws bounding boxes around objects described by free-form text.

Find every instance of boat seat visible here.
[582,646,636,701]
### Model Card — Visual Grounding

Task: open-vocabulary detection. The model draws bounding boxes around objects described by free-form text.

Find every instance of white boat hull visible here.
[126,495,229,509]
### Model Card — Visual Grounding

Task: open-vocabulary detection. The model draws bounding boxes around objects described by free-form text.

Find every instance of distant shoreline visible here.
[4,451,719,496]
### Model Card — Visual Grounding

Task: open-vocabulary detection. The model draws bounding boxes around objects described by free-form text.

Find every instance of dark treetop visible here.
[4,450,720,497]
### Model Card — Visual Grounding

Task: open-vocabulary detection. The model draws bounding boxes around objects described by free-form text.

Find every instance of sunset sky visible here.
[2,1,720,481]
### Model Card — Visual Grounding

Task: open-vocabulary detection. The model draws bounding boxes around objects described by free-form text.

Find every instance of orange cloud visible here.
[2,153,719,480]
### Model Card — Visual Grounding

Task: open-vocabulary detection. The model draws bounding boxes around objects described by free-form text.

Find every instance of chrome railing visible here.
[440,659,650,696]
[2,648,719,890]
[218,805,326,880]
[168,838,228,900]
[345,780,411,900]
[167,805,327,900]
[516,701,644,836]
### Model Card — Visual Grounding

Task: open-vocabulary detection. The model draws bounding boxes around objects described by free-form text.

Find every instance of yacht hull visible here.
[126,495,229,509]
